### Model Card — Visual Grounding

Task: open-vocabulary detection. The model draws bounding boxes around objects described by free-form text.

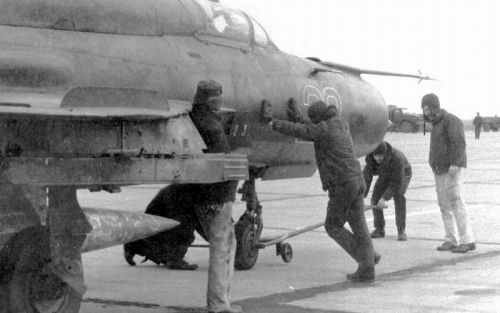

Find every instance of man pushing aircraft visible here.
[261,99,381,283]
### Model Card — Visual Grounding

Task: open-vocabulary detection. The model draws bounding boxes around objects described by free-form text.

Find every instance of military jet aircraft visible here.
[0,0,432,312]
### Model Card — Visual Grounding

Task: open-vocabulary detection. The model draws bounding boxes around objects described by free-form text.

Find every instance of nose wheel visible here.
[234,214,262,270]
[235,174,299,270]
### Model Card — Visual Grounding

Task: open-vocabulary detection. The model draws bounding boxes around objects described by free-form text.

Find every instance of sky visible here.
[221,0,500,119]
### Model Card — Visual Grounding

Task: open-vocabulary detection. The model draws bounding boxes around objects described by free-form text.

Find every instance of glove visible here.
[261,100,273,124]
[448,165,459,176]
[377,198,387,209]
[287,97,303,123]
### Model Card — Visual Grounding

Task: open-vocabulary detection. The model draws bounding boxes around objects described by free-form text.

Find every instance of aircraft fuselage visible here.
[0,0,387,175]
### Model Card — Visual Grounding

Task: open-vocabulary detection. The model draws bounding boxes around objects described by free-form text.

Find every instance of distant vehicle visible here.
[482,116,500,132]
[387,105,429,133]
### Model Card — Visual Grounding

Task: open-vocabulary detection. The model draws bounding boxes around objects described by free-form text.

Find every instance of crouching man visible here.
[124,183,205,270]
[363,141,412,241]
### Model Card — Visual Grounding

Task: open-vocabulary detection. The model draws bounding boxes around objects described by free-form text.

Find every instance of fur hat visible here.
[307,100,337,123]
[421,93,440,109]
[206,95,224,111]
[373,142,388,156]
[193,80,223,106]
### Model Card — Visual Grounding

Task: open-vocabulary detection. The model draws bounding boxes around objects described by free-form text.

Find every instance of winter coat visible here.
[429,109,467,174]
[473,116,483,128]
[363,142,412,200]
[145,183,207,243]
[189,106,238,205]
[272,117,362,190]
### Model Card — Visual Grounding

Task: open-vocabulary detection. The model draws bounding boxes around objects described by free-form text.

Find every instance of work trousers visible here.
[434,168,475,246]
[474,127,481,139]
[371,172,412,232]
[195,202,236,313]
[325,176,375,272]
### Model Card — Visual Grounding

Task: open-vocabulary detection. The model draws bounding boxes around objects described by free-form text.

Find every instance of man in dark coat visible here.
[422,93,476,253]
[363,141,412,241]
[125,80,241,313]
[123,184,206,270]
[189,80,241,313]
[262,99,380,283]
[473,112,483,139]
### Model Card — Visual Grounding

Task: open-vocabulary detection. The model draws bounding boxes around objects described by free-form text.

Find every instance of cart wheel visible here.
[234,219,259,270]
[279,243,293,263]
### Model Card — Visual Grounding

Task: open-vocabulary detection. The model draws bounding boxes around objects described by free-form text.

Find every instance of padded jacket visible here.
[189,106,238,205]
[363,142,412,200]
[272,117,362,190]
[429,109,467,174]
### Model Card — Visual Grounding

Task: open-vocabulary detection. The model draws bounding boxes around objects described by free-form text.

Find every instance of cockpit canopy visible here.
[194,0,270,48]
[0,0,272,47]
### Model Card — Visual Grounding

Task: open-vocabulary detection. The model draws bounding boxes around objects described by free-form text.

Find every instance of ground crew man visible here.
[421,93,476,253]
[363,141,412,241]
[473,112,483,140]
[125,80,240,312]
[123,184,205,270]
[189,80,241,313]
[262,99,380,283]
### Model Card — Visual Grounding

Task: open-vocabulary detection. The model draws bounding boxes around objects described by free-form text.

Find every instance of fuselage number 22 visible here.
[302,86,343,117]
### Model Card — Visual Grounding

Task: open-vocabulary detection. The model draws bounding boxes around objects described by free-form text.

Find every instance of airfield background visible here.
[77,129,500,313]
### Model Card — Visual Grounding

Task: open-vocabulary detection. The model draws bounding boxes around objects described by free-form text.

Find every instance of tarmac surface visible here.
[78,131,500,313]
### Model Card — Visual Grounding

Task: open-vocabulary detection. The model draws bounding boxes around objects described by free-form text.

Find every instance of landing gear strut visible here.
[234,172,297,270]
[234,177,263,270]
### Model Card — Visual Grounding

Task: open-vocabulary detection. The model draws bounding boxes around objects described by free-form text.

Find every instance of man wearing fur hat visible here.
[125,80,240,312]
[421,93,476,253]
[363,141,412,241]
[189,80,241,313]
[261,99,380,283]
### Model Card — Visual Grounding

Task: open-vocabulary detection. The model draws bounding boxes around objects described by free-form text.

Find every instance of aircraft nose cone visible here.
[349,86,388,157]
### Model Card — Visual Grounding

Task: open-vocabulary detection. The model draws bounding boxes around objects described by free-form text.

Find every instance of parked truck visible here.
[387,104,429,133]
[482,116,500,132]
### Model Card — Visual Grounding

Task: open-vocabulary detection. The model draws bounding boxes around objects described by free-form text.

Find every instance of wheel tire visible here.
[2,227,82,313]
[399,121,417,133]
[279,243,293,263]
[234,220,259,270]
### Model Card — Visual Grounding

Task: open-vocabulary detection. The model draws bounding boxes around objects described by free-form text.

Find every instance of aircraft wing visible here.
[0,87,191,119]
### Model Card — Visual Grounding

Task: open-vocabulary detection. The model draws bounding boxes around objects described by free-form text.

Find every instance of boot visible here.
[370,228,385,238]
[209,305,243,313]
[346,268,375,283]
[436,241,457,251]
[451,243,476,253]
[165,259,198,270]
[124,244,136,266]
